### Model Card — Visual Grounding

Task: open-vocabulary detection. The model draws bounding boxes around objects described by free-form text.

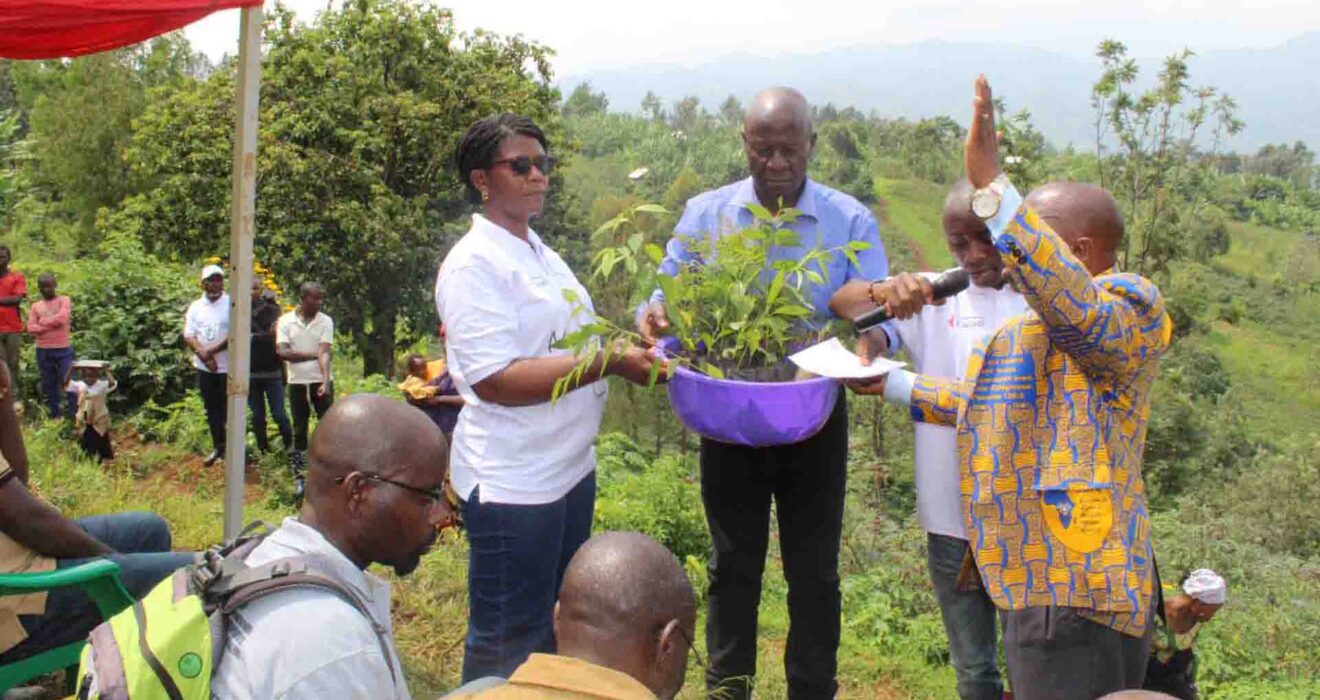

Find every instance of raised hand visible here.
[965,75,1002,189]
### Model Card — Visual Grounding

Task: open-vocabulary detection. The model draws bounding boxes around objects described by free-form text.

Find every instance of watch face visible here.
[972,189,999,218]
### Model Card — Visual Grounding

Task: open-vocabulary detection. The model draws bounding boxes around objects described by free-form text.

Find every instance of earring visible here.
[480,189,490,203]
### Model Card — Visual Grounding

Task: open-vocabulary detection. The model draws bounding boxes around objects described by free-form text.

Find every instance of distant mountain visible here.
[562,32,1320,153]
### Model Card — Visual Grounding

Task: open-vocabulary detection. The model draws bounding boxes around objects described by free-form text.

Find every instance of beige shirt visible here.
[0,455,57,654]
[68,377,116,436]
[276,311,333,385]
[465,654,657,699]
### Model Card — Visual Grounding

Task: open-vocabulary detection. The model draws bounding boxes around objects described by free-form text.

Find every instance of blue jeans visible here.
[248,376,293,452]
[35,346,76,419]
[459,472,596,682]
[0,512,196,663]
[927,532,1003,700]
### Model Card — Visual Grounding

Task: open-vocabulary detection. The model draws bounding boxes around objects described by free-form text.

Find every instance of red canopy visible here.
[0,0,261,59]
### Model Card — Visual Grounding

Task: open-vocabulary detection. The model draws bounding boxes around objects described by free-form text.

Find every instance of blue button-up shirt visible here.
[652,177,889,327]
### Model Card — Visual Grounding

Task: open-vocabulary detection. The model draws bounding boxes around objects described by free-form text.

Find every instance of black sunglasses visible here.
[490,154,557,177]
[335,472,444,504]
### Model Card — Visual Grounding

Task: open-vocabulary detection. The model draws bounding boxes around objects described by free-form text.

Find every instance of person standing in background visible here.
[27,273,75,419]
[183,264,230,467]
[249,276,293,456]
[277,281,334,477]
[0,246,26,405]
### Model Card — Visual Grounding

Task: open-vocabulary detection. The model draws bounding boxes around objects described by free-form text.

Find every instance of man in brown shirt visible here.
[453,532,697,700]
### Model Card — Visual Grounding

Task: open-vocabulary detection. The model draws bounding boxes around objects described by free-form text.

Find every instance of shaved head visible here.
[744,87,813,134]
[303,394,451,575]
[742,87,816,211]
[1025,181,1125,274]
[554,532,696,699]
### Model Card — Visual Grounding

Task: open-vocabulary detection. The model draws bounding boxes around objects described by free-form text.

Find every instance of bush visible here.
[594,432,709,562]
[67,231,196,410]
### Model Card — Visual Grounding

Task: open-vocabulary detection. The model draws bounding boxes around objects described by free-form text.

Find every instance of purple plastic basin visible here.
[666,364,839,447]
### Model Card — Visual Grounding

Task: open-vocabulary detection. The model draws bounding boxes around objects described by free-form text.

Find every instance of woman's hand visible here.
[606,344,670,386]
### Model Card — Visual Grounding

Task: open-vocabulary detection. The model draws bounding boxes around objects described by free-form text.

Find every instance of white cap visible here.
[201,264,224,281]
[1182,569,1227,605]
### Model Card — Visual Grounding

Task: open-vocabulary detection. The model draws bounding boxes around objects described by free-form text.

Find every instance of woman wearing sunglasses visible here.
[435,113,666,683]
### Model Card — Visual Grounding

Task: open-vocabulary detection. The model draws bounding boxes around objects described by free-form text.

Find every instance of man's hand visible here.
[844,374,887,396]
[636,301,670,346]
[854,329,886,367]
[316,383,329,399]
[965,75,1002,189]
[870,273,942,321]
[203,356,219,373]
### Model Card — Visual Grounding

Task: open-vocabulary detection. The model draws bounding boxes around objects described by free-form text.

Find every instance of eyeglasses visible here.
[335,472,444,505]
[675,624,706,670]
[490,154,557,177]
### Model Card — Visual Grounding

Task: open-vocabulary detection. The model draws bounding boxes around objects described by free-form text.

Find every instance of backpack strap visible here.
[209,556,400,690]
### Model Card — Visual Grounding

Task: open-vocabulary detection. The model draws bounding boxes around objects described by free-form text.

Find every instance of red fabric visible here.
[0,1,261,60]
[0,272,26,334]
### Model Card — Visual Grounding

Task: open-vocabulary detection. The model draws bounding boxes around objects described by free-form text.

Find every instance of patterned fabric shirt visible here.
[891,184,1172,637]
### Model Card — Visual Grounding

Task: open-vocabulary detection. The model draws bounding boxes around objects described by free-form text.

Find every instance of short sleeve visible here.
[319,317,334,346]
[274,649,398,700]
[183,304,199,339]
[276,316,291,345]
[436,264,523,387]
[13,274,26,297]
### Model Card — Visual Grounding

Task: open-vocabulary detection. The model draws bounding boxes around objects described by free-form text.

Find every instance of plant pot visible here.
[665,364,839,447]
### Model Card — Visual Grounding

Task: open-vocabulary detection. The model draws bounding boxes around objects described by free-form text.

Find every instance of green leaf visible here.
[775,305,813,318]
[701,362,725,379]
[634,203,669,214]
[644,243,664,265]
[745,202,773,222]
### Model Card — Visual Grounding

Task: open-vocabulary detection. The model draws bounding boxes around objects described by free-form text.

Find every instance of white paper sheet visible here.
[788,338,906,379]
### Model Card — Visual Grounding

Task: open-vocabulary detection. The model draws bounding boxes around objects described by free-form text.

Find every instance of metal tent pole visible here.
[223,4,263,540]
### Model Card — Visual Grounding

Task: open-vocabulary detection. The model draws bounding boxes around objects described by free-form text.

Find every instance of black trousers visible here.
[1001,605,1153,700]
[288,382,333,451]
[700,390,848,700]
[196,370,227,455]
[80,426,113,461]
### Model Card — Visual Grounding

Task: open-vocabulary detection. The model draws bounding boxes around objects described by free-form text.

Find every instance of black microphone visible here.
[853,268,971,332]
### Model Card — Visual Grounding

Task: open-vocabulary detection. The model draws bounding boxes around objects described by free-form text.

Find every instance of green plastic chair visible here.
[0,559,134,692]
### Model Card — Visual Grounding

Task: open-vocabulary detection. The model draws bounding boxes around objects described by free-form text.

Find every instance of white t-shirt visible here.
[210,518,409,700]
[277,311,333,385]
[886,279,1028,539]
[435,214,607,505]
[183,293,230,373]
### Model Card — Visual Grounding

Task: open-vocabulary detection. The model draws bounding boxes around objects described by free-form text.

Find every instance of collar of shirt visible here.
[726,177,821,224]
[506,654,657,700]
[198,293,229,309]
[472,213,548,263]
[262,517,387,609]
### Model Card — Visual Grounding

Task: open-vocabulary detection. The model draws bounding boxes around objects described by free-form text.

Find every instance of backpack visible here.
[74,522,398,699]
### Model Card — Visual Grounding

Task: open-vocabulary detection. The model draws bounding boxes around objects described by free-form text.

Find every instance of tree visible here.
[668,96,707,134]
[1091,40,1243,279]
[10,36,205,248]
[106,0,562,376]
[718,94,743,128]
[641,90,665,123]
[563,82,609,119]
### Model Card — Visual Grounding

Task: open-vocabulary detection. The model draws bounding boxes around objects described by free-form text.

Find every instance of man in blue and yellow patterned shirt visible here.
[852,76,1172,700]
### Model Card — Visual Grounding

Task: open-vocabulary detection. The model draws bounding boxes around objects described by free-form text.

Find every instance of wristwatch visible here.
[971,173,1011,220]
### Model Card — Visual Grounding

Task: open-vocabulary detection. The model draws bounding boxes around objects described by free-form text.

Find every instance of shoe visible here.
[204,450,222,467]
[292,474,306,507]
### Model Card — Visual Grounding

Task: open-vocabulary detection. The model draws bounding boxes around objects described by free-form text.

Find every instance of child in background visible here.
[398,353,464,440]
[64,360,117,461]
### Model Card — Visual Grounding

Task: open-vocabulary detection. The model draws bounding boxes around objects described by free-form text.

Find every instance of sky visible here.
[185,0,1320,77]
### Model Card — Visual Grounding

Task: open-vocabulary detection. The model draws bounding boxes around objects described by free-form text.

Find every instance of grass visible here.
[872,177,953,272]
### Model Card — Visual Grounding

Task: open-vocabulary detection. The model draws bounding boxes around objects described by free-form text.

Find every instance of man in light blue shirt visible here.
[637,87,887,700]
